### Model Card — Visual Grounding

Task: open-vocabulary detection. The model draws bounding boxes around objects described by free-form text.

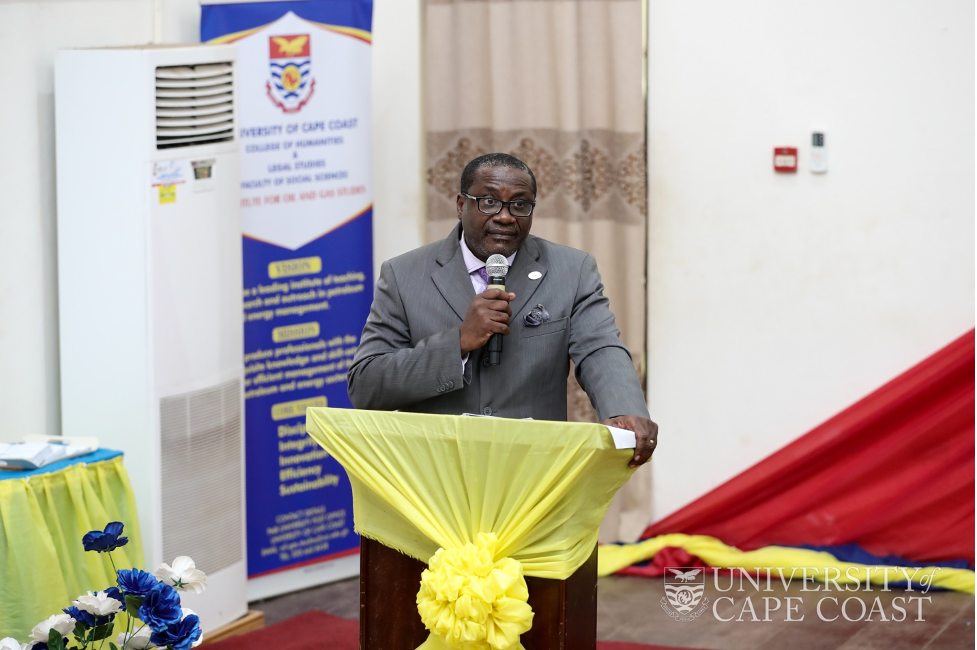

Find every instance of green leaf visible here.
[47,628,67,650]
[92,623,114,641]
[73,621,87,638]
[124,594,145,614]
[108,643,120,650]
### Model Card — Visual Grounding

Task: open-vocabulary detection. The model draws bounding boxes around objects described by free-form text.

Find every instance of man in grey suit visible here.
[348,153,657,467]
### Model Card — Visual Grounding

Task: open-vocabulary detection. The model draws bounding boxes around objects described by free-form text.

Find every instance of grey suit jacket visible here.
[347,223,648,422]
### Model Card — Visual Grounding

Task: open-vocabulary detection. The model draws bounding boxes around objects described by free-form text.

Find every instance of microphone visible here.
[485,254,509,366]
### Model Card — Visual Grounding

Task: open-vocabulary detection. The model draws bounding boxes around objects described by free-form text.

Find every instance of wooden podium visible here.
[360,537,598,650]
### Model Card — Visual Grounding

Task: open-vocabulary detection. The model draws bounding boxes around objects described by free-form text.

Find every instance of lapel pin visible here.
[528,271,542,280]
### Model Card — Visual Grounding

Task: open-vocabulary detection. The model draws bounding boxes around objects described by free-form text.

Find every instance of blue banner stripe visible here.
[799,543,975,572]
[201,0,373,41]
[242,212,372,576]
[614,539,976,580]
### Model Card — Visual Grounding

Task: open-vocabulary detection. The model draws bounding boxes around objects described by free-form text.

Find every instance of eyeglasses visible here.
[461,192,535,218]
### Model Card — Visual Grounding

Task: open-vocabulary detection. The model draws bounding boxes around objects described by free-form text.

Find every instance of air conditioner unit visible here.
[55,44,246,633]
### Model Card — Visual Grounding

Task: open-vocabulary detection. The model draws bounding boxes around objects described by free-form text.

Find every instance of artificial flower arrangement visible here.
[0,522,207,650]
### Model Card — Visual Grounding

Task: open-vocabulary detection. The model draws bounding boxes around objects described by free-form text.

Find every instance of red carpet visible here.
[205,610,698,650]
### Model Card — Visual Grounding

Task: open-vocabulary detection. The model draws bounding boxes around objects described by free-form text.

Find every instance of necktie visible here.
[477,267,488,284]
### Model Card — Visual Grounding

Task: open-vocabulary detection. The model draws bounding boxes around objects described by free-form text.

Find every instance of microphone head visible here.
[485,254,509,278]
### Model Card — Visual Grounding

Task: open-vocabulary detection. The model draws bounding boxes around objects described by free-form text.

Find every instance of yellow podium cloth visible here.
[0,455,145,640]
[306,408,635,649]
[306,408,633,578]
[597,533,977,594]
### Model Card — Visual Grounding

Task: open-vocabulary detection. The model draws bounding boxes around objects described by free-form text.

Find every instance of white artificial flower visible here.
[179,608,204,648]
[30,614,75,643]
[0,638,28,650]
[117,626,155,650]
[73,590,124,616]
[155,556,207,594]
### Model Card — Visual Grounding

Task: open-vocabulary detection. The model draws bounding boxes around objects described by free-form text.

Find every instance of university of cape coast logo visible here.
[661,568,709,621]
[267,34,314,113]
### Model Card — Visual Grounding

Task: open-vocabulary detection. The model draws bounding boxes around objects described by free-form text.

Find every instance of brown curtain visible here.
[424,0,650,542]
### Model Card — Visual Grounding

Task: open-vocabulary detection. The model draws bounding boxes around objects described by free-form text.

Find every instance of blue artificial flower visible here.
[82,522,129,553]
[150,614,202,650]
[63,605,96,628]
[117,568,159,597]
[138,583,183,632]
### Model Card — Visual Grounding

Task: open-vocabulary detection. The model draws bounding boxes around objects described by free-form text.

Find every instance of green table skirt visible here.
[0,453,144,640]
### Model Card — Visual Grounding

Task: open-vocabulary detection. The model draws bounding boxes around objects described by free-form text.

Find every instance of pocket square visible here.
[524,304,550,326]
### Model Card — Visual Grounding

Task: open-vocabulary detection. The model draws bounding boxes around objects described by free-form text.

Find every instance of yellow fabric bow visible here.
[416,533,533,650]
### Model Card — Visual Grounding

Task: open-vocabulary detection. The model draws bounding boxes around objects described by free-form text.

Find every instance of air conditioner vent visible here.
[156,63,234,150]
[160,379,243,574]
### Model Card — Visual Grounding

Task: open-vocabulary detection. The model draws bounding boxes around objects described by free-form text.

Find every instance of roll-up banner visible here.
[202,0,373,600]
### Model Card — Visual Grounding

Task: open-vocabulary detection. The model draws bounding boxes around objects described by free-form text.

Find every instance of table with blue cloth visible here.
[0,449,144,640]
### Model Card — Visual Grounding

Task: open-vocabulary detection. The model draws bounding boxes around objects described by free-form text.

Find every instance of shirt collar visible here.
[459,232,517,274]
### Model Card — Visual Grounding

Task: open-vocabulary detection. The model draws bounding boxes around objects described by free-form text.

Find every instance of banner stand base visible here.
[247,553,359,602]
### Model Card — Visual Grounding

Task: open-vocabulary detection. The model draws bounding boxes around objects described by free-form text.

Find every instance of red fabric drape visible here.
[641,330,975,564]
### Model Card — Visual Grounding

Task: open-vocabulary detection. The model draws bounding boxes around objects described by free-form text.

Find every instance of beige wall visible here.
[645,0,975,519]
[0,0,160,442]
[371,0,424,273]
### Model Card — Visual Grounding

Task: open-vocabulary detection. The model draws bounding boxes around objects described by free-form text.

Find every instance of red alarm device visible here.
[774,147,798,172]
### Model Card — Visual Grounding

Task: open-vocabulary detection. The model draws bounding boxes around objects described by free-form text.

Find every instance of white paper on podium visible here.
[605,426,636,450]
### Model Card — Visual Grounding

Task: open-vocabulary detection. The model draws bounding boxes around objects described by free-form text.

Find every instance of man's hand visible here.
[460,289,516,355]
[603,415,658,468]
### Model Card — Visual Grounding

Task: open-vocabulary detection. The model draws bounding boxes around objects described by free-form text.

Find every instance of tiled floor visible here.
[251,574,975,649]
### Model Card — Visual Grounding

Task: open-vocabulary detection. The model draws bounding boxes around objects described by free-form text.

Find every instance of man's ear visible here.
[456,193,465,218]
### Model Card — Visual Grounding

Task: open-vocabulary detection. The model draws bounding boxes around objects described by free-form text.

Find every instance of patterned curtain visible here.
[424,0,650,542]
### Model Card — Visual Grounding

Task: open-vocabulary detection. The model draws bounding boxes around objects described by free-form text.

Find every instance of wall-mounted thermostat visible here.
[810,132,828,173]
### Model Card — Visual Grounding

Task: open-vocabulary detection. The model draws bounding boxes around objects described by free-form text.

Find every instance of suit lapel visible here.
[432,223,475,322]
[507,236,546,318]
[432,225,547,321]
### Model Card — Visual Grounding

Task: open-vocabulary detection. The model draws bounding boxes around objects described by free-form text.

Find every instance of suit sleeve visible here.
[347,260,465,410]
[568,253,650,421]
